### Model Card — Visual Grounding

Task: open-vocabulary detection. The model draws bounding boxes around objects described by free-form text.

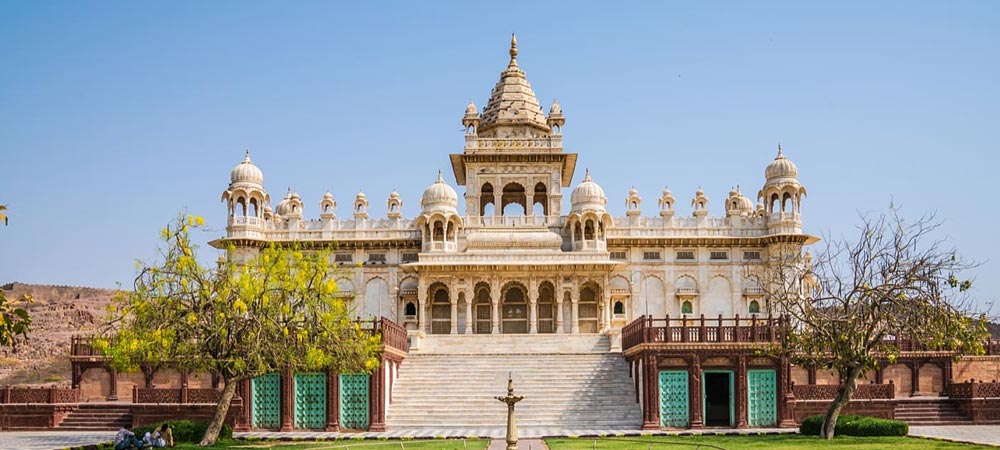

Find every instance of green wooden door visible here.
[251,373,281,429]
[338,373,369,429]
[658,370,689,428]
[747,369,777,427]
[294,372,327,429]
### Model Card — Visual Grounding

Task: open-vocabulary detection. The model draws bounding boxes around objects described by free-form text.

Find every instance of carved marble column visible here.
[417,279,428,333]
[528,280,539,334]
[464,289,474,334]
[555,293,565,334]
[491,280,501,334]
[449,285,458,335]
[570,288,580,334]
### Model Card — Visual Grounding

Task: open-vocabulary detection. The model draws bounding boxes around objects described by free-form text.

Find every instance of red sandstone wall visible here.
[883,364,912,395]
[791,366,808,386]
[919,363,944,395]
[815,369,839,385]
[954,357,1000,383]
[80,367,111,401]
[793,399,896,422]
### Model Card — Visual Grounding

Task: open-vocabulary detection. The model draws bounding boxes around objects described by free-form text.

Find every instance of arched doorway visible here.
[430,284,451,335]
[474,282,492,334]
[579,283,600,333]
[537,281,555,333]
[501,283,528,334]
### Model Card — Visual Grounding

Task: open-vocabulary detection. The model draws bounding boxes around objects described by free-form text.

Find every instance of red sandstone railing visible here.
[357,317,408,352]
[72,316,408,357]
[947,381,1000,399]
[133,387,222,404]
[792,382,895,400]
[622,314,785,351]
[0,387,80,404]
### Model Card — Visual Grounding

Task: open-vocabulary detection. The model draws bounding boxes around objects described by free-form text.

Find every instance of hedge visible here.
[133,419,233,443]
[800,414,908,436]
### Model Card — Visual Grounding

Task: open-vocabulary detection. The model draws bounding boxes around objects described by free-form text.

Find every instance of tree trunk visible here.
[820,366,862,439]
[199,378,238,446]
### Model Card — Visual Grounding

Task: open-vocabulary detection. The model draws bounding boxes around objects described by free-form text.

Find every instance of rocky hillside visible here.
[0,282,118,386]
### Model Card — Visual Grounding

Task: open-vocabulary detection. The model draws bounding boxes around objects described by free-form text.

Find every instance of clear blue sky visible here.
[0,2,996,313]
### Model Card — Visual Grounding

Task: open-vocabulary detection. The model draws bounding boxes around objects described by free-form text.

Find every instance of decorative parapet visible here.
[0,387,80,404]
[948,381,1000,399]
[463,136,563,153]
[134,387,221,404]
[792,382,895,400]
[622,314,784,351]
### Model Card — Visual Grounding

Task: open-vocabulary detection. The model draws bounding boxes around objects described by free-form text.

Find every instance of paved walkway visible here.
[236,427,792,440]
[488,439,548,450]
[910,425,1000,447]
[0,431,111,450]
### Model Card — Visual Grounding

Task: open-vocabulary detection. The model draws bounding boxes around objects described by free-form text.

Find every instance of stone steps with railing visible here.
[387,335,640,431]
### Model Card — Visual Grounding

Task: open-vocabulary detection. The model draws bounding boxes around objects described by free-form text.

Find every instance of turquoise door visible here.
[658,370,689,427]
[251,373,281,429]
[294,372,327,429]
[338,373,369,429]
[747,369,778,427]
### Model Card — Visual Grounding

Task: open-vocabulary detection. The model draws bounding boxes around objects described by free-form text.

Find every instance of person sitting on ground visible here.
[114,424,146,450]
[142,428,161,448]
[158,423,174,447]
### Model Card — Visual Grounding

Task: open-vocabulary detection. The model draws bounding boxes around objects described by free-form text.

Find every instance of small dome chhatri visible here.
[765,144,799,180]
[421,170,459,213]
[570,169,608,213]
[230,149,264,185]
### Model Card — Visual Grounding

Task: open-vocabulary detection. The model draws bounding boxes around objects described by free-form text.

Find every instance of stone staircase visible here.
[387,334,642,434]
[893,398,969,425]
[57,403,132,431]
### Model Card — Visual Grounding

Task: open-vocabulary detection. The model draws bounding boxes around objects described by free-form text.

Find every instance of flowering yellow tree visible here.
[99,214,380,446]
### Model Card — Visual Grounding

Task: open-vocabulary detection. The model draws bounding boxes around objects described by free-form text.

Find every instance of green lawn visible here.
[544,435,994,450]
[98,438,489,450]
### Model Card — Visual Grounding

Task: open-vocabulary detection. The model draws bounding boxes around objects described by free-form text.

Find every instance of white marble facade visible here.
[214,35,813,337]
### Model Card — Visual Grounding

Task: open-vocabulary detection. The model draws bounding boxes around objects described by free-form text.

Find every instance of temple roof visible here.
[478,34,550,135]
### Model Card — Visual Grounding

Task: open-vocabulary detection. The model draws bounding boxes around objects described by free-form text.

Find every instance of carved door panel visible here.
[747,369,777,427]
[293,372,327,429]
[251,373,281,429]
[339,373,369,430]
[658,370,689,428]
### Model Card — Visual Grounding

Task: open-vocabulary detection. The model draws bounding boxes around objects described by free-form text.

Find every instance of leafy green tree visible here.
[754,208,988,439]
[0,289,32,347]
[98,215,381,446]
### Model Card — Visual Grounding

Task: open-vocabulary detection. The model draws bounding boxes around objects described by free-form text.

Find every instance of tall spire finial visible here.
[777,142,784,158]
[584,168,591,182]
[510,33,518,60]
[436,169,444,183]
[243,148,251,162]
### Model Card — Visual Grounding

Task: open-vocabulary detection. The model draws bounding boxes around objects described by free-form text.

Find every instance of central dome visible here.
[765,145,798,179]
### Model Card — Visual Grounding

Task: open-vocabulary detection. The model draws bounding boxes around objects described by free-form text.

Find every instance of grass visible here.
[95,438,489,450]
[544,435,996,450]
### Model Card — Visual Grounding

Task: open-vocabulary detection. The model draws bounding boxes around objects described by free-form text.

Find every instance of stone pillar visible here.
[570,289,580,334]
[368,361,386,431]
[641,353,660,430]
[280,369,294,431]
[107,368,119,401]
[493,192,501,217]
[326,369,340,431]
[555,294,565,333]
[689,354,704,429]
[464,290,474,334]
[807,366,817,385]
[417,280,428,333]
[235,379,252,431]
[450,286,459,335]
[491,285,501,334]
[942,359,953,395]
[736,355,748,428]
[528,280,539,334]
[910,360,923,397]
[778,354,797,427]
[603,289,612,331]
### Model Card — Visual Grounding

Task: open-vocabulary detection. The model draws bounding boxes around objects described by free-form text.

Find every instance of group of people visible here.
[114,423,174,449]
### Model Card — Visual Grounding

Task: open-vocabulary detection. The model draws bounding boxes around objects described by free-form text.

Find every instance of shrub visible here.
[134,419,233,443]
[800,415,908,437]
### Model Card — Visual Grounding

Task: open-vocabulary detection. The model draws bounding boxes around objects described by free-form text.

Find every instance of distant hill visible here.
[0,282,118,386]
